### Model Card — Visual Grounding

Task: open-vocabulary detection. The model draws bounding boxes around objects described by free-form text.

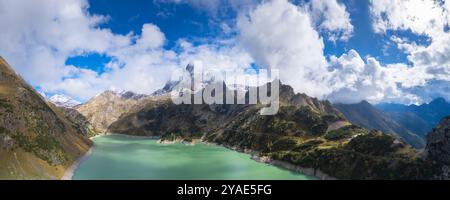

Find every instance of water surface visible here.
[73,135,315,180]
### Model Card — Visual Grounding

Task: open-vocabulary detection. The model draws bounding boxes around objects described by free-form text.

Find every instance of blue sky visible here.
[1,0,450,104]
[69,0,398,67]
[76,0,418,65]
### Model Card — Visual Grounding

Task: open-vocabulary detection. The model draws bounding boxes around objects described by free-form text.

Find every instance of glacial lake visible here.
[72,134,315,180]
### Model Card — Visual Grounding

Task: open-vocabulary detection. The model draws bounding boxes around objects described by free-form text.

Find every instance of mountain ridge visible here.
[377,98,450,137]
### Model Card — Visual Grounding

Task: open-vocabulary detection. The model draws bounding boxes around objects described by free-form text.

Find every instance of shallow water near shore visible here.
[72,134,315,180]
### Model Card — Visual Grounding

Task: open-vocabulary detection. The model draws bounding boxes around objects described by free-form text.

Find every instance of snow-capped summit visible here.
[152,80,180,96]
[152,64,251,97]
[49,94,81,108]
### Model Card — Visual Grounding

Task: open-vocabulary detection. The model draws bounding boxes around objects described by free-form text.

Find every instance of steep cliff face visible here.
[0,57,91,179]
[76,90,147,133]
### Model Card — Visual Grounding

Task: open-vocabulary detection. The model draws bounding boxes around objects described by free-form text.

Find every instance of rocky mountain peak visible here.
[94,90,147,101]
[152,80,179,96]
[359,100,372,106]
[186,63,194,76]
[48,94,81,108]
[118,91,147,100]
[76,89,147,133]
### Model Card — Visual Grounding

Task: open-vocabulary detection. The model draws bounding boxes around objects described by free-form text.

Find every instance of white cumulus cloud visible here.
[237,0,331,98]
[309,0,354,42]
[2,0,447,105]
[369,0,450,103]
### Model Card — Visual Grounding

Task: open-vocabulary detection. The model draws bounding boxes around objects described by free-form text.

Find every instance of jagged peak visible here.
[186,63,194,75]
[358,100,372,106]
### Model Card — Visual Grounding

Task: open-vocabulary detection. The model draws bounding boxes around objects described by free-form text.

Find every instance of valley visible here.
[1,57,450,180]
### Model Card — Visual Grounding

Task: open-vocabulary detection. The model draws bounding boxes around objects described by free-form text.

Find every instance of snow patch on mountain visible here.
[49,94,81,108]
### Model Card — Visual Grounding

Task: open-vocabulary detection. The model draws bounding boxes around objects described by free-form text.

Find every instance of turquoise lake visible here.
[72,134,315,180]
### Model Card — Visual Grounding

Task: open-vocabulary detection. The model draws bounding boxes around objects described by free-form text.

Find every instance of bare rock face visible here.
[426,117,450,165]
[76,90,147,133]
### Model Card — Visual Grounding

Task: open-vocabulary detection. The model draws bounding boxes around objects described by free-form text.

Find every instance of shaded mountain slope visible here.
[377,98,450,137]
[334,101,425,148]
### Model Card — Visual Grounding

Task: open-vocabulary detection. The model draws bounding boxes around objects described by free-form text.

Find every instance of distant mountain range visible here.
[377,98,450,136]
[334,101,426,148]
[107,81,450,179]
[334,98,450,149]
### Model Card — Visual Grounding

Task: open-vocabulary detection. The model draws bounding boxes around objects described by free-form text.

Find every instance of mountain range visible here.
[334,99,450,149]
[377,98,450,136]
[335,101,426,148]
[2,58,450,179]
[107,81,443,179]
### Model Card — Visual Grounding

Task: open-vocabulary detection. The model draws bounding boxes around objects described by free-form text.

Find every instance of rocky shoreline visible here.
[106,133,160,140]
[217,143,335,180]
[251,156,336,180]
